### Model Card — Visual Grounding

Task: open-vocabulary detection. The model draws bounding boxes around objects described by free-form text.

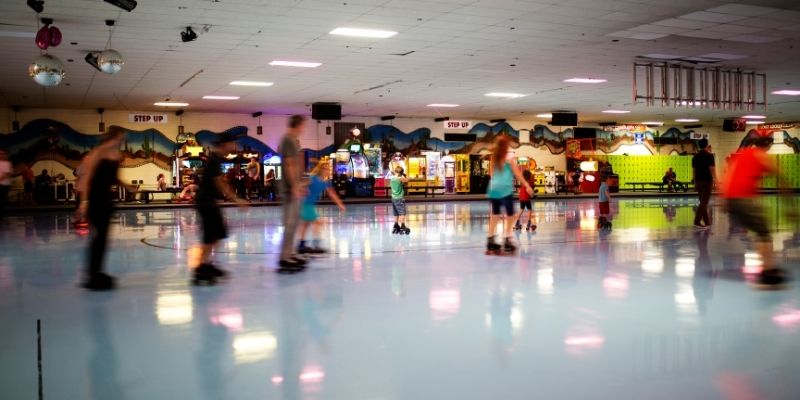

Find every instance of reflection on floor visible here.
[1,196,799,399]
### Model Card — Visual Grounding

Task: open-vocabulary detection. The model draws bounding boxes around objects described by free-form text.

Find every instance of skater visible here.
[390,165,410,234]
[513,169,536,231]
[721,136,789,289]
[278,115,308,272]
[75,126,138,290]
[297,161,345,254]
[0,149,11,218]
[692,138,716,229]
[486,136,533,254]
[191,133,248,284]
[246,156,261,200]
[598,175,612,229]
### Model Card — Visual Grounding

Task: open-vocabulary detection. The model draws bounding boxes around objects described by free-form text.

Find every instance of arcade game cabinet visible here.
[454,154,470,193]
[469,154,489,194]
[441,154,456,194]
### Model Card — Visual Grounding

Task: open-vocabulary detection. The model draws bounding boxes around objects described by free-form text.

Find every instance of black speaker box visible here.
[312,102,342,120]
[551,112,578,126]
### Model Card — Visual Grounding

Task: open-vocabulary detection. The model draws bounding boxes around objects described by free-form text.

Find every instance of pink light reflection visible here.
[271,375,284,385]
[772,309,800,328]
[603,273,629,299]
[299,367,326,383]
[210,308,244,332]
[429,289,461,321]
[564,335,605,347]
[741,265,762,275]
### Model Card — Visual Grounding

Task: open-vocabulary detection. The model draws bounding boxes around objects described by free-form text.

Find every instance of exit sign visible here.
[444,120,472,130]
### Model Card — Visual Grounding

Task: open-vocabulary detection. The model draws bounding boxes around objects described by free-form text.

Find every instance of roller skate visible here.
[503,237,517,254]
[400,224,410,235]
[192,263,219,286]
[81,272,117,291]
[753,268,789,291]
[277,256,308,274]
[598,216,612,230]
[526,222,537,232]
[485,236,502,255]
[513,222,523,230]
[392,223,402,234]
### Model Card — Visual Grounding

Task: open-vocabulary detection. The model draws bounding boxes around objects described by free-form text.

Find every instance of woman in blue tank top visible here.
[487,136,533,253]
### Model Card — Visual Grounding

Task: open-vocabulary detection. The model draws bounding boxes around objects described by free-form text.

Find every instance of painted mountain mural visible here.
[739,128,800,153]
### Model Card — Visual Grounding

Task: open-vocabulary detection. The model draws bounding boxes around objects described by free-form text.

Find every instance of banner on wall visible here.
[607,124,647,132]
[129,113,169,124]
[444,120,472,130]
[759,121,800,130]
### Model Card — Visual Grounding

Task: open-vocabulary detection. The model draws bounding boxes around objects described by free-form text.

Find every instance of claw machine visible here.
[455,154,470,193]
[422,150,443,194]
[406,155,428,194]
[442,154,455,194]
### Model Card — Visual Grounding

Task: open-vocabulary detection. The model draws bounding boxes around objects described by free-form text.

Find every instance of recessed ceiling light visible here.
[675,118,699,123]
[427,104,459,107]
[485,92,526,98]
[329,27,397,38]
[642,121,664,126]
[564,78,607,83]
[602,110,630,114]
[154,102,189,107]
[203,95,240,100]
[741,115,766,119]
[269,60,322,68]
[745,120,765,125]
[536,113,552,118]
[229,81,274,87]
[772,89,800,96]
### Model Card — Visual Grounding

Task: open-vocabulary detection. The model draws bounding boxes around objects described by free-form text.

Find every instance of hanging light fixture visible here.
[30,16,65,87]
[253,111,263,135]
[176,109,185,137]
[98,108,105,132]
[97,20,124,74]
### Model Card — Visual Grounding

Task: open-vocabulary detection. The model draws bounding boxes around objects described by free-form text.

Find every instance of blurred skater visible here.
[0,149,11,218]
[191,133,248,285]
[598,175,612,229]
[297,161,345,254]
[390,166,410,234]
[278,115,309,272]
[721,136,789,289]
[76,126,137,290]
[692,138,717,229]
[486,136,533,254]
[513,169,536,231]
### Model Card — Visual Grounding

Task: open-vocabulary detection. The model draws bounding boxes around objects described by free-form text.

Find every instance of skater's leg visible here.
[311,220,323,249]
[280,194,301,261]
[87,206,112,276]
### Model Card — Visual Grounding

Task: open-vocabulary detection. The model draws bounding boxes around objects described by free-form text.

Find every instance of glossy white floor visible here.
[2,197,800,399]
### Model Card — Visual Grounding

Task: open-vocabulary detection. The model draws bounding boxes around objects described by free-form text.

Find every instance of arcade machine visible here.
[174,142,205,188]
[469,154,489,194]
[441,154,456,194]
[406,155,428,193]
[335,140,374,197]
[262,153,282,201]
[454,154,470,194]
[363,144,385,197]
[332,149,351,197]
[422,151,443,194]
[599,160,619,193]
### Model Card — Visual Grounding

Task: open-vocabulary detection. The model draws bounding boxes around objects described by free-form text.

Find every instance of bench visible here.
[383,185,446,198]
[626,182,693,192]
[139,187,182,204]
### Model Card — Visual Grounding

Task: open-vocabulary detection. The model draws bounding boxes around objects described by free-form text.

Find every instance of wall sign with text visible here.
[444,120,472,130]
[129,113,169,124]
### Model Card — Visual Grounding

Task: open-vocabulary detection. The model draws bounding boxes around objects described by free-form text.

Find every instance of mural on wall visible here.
[595,127,698,155]
[0,119,178,170]
[738,128,800,152]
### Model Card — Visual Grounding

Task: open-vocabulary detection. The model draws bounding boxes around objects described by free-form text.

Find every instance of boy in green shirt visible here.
[390,166,410,234]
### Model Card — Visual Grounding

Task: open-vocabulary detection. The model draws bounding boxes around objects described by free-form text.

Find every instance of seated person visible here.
[156,173,167,191]
[662,168,685,192]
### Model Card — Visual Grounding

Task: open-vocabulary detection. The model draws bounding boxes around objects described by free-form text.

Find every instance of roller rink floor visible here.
[2,196,800,400]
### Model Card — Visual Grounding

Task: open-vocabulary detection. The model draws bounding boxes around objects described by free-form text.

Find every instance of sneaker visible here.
[754,268,788,290]
[82,272,117,291]
[298,245,316,255]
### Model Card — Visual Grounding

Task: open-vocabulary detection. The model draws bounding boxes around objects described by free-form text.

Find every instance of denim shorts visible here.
[392,198,407,216]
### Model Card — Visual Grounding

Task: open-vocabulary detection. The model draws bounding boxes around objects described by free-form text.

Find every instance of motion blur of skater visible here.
[721,136,789,290]
[513,169,536,231]
[190,133,248,285]
[486,136,533,254]
[76,126,138,290]
[296,161,345,254]
[277,115,309,273]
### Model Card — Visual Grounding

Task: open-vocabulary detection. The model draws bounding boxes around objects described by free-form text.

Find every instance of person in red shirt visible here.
[513,169,536,231]
[721,136,787,289]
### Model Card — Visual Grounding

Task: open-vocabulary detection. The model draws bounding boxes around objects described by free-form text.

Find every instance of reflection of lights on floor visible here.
[772,309,800,328]
[210,307,244,332]
[156,291,193,326]
[602,273,629,299]
[338,240,349,259]
[271,375,284,385]
[641,258,664,275]
[537,269,554,295]
[675,257,695,278]
[232,331,277,364]
[674,284,698,315]
[618,228,649,243]
[299,367,326,383]
[742,252,763,274]
[429,289,461,320]
[564,335,605,347]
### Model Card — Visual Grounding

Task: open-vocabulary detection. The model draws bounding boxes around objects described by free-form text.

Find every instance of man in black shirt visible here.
[692,138,717,229]
[193,133,247,284]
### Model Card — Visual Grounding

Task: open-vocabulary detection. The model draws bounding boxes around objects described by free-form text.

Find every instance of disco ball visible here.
[28,54,65,87]
[98,49,124,74]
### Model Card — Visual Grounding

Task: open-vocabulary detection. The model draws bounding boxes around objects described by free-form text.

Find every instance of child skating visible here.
[390,166,410,234]
[297,161,346,254]
[191,133,248,285]
[486,137,533,255]
[598,175,612,230]
[513,169,537,231]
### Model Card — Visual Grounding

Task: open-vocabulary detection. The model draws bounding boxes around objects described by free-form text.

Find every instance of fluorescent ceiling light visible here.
[642,121,664,126]
[427,104,459,107]
[602,110,630,114]
[269,60,322,68]
[772,89,800,96]
[154,102,189,107]
[229,81,274,87]
[679,100,707,106]
[741,115,766,119]
[203,95,240,100]
[536,113,552,118]
[564,78,607,83]
[329,27,397,38]
[485,92,526,98]
[745,120,765,125]
[675,118,699,123]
